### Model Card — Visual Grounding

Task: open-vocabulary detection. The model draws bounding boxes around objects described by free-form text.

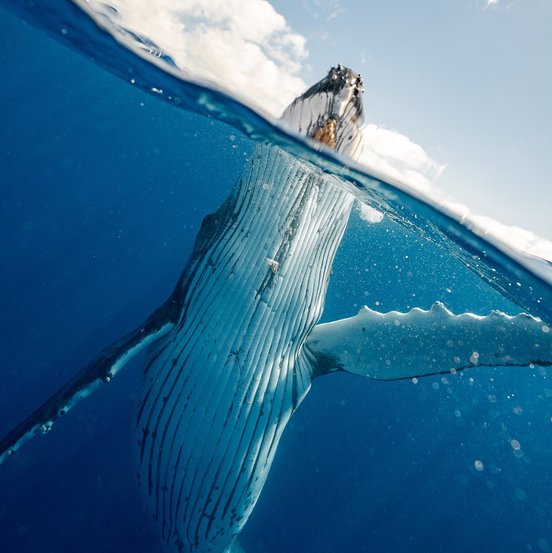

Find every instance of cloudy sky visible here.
[85,0,550,246]
[276,0,551,241]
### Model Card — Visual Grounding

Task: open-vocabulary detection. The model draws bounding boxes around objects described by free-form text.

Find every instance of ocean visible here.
[0,2,551,553]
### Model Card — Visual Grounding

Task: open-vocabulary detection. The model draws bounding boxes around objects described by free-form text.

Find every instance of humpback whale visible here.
[1,65,551,553]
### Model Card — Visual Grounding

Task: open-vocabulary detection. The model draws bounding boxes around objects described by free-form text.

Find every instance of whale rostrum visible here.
[1,65,551,553]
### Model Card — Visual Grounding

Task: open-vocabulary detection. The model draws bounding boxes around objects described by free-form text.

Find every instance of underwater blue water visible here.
[1,4,551,553]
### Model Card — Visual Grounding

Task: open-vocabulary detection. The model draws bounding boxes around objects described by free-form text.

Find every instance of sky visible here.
[274,0,552,241]
[81,0,552,250]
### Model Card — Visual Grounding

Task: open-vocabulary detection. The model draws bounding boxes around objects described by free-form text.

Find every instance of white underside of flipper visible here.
[307,302,552,380]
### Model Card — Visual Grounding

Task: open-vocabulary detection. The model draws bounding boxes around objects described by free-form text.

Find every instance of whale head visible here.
[280,64,365,161]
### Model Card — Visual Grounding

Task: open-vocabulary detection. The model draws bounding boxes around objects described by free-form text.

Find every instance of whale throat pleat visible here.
[136,145,353,552]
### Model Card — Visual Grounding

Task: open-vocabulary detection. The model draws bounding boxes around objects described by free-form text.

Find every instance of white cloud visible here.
[461,213,552,262]
[83,0,308,115]
[301,0,345,21]
[358,124,446,194]
[476,0,514,10]
[356,125,552,264]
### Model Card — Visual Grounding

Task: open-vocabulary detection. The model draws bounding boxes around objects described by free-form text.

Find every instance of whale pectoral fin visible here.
[306,302,552,380]
[0,300,177,464]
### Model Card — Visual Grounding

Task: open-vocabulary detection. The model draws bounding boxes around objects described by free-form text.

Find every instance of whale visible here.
[1,65,551,553]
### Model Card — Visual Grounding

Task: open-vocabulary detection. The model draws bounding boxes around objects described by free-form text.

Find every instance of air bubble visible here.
[40,422,53,434]
[514,488,526,501]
